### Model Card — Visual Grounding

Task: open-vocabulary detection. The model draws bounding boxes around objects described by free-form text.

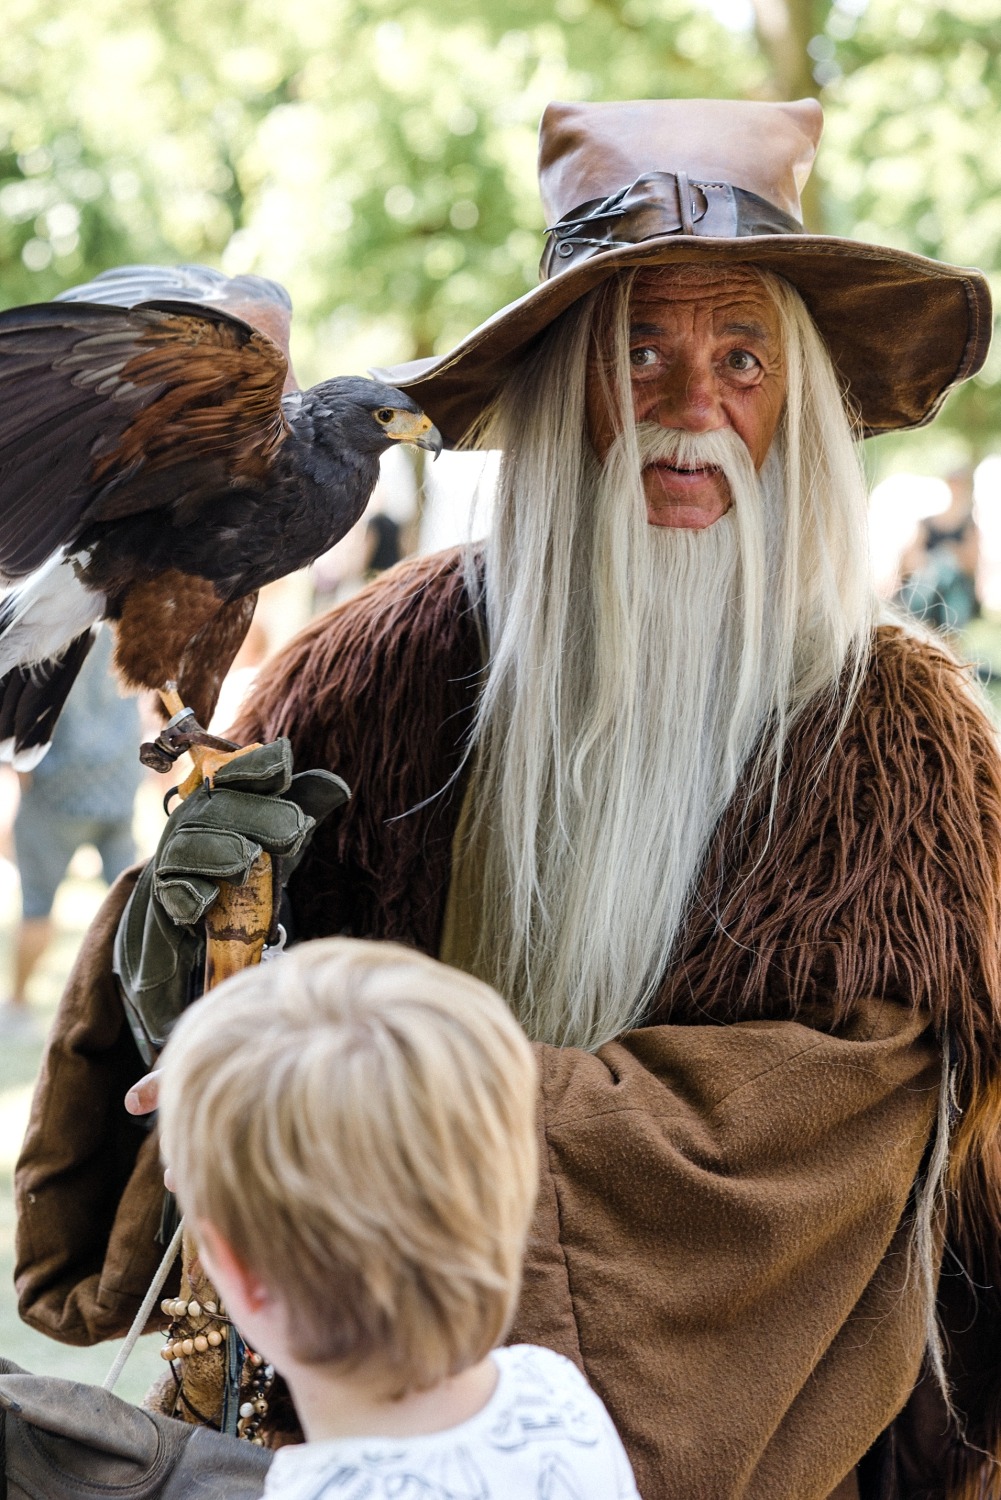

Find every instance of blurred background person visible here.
[364,500,403,574]
[0,627,141,1033]
[896,465,981,637]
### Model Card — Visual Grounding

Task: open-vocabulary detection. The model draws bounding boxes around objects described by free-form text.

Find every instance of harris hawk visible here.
[0,265,441,767]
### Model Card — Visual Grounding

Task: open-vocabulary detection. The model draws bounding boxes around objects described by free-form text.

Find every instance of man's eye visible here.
[727,350,759,373]
[630,347,658,369]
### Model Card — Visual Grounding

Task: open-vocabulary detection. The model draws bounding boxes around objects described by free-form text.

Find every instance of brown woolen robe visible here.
[15,548,1001,1500]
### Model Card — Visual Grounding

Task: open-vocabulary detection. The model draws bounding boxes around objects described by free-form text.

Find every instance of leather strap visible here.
[541,170,804,277]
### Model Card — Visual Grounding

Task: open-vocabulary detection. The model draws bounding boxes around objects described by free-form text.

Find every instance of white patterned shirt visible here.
[262,1343,642,1499]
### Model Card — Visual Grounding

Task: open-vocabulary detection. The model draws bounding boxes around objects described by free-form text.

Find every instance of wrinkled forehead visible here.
[625,264,782,332]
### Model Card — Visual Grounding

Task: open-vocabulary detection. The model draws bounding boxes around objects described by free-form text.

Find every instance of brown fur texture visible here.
[660,630,1001,1272]
[231,548,482,950]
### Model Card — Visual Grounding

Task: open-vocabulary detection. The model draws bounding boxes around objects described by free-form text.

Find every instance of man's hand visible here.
[124,1069,161,1117]
[124,1069,175,1189]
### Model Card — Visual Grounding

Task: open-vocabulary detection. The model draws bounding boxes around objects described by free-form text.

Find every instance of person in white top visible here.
[157,936,641,1500]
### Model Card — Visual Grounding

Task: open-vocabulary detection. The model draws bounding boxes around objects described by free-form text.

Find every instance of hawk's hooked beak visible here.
[386,410,443,458]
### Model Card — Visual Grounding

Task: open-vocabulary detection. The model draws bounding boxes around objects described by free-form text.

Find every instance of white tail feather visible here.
[0,552,105,675]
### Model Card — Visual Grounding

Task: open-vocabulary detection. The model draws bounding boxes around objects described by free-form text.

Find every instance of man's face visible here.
[585,270,787,530]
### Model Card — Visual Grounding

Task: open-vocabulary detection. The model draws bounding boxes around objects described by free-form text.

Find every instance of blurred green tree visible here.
[825,0,1001,462]
[750,0,1001,462]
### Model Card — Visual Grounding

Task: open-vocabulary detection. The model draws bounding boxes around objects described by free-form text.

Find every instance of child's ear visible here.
[195,1220,272,1315]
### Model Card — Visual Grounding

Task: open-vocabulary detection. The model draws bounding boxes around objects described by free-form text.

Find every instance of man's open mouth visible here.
[647,461,721,477]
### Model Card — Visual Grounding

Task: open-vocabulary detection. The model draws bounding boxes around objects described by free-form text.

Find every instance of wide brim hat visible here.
[374,98,992,444]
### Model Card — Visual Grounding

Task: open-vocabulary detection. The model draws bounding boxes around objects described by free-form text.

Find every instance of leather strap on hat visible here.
[540,170,804,278]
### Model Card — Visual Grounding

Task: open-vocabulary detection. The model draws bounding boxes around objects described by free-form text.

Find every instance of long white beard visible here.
[469,423,792,1050]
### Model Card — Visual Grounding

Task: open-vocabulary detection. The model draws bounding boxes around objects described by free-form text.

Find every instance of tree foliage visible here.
[1,0,998,461]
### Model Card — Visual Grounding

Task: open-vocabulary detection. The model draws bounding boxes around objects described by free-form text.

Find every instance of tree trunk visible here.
[750,0,826,232]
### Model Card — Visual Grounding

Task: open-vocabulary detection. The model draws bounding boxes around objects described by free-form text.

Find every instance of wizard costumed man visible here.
[14,98,1001,1500]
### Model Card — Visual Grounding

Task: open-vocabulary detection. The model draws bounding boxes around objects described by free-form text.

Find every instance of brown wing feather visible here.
[57,264,300,392]
[85,303,288,492]
[213,296,298,394]
[0,300,289,574]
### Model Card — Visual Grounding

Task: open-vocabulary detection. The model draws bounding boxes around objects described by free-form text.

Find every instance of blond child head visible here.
[157,938,538,1396]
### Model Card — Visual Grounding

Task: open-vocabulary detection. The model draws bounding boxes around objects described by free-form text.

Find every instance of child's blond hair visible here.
[157,938,538,1394]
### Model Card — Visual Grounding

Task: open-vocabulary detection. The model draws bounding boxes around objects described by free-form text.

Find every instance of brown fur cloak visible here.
[15,547,1001,1500]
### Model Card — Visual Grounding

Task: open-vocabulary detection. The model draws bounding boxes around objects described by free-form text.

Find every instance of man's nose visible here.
[639,361,724,433]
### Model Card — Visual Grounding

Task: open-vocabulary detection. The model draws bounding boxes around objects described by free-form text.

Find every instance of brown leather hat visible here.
[375,97,992,444]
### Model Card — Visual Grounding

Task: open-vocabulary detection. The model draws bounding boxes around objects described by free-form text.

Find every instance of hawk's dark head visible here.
[303,377,442,457]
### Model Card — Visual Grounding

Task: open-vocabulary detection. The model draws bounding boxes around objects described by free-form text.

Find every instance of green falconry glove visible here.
[113,738,349,1066]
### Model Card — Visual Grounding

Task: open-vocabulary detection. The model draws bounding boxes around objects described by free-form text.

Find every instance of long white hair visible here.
[462,266,877,1050]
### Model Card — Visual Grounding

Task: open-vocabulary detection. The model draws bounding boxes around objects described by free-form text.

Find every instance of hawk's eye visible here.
[376,408,394,424]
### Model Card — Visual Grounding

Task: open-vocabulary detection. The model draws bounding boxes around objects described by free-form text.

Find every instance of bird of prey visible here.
[0,264,441,767]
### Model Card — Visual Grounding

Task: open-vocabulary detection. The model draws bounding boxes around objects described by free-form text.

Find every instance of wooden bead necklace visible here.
[158,1295,276,1444]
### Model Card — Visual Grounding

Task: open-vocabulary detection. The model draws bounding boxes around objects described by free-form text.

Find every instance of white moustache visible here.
[632,423,754,472]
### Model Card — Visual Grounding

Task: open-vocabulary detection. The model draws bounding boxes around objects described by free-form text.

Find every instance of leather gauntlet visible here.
[113,737,348,1064]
